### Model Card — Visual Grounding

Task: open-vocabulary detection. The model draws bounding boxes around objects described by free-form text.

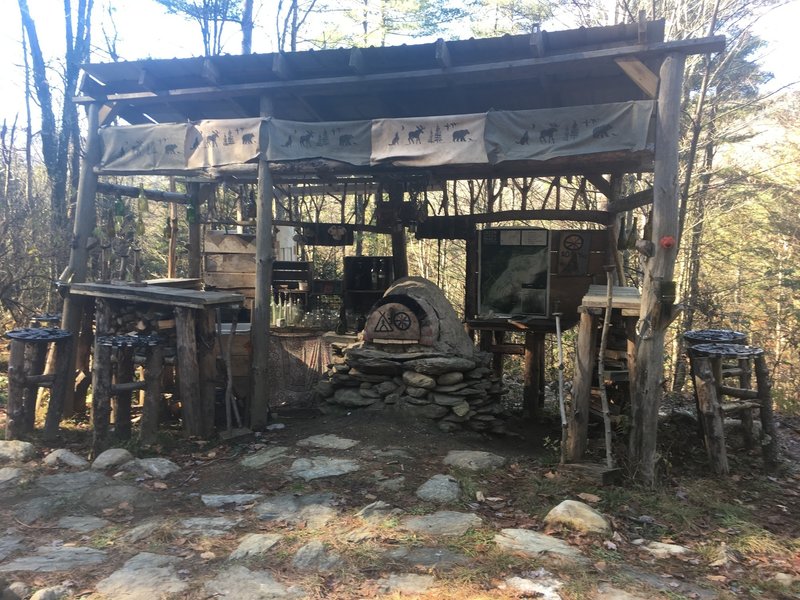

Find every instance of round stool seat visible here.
[97,334,163,348]
[5,327,72,343]
[688,342,763,359]
[30,313,62,327]
[684,329,747,345]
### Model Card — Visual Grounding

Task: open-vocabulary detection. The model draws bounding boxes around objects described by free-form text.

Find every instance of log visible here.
[112,347,134,440]
[22,342,46,431]
[523,332,545,420]
[692,356,728,476]
[43,338,72,441]
[5,339,27,440]
[567,309,598,461]
[198,310,219,435]
[96,181,191,204]
[754,355,779,469]
[175,307,205,437]
[139,345,164,445]
[737,357,755,449]
[92,299,113,456]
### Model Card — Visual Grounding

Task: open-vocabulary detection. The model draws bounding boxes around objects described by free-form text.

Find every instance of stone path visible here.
[0,433,724,600]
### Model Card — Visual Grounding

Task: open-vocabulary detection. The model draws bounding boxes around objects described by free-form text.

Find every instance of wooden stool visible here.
[684,329,748,439]
[5,327,72,440]
[93,334,164,451]
[688,342,778,475]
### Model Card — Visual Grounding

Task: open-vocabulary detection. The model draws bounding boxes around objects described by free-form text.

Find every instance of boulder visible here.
[405,357,476,375]
[443,450,507,471]
[329,387,376,407]
[91,448,134,470]
[402,371,437,389]
[543,500,610,534]
[0,441,35,464]
[415,474,461,503]
[437,372,464,385]
[43,449,89,469]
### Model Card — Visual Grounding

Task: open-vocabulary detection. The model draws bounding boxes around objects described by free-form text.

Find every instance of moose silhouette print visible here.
[408,125,425,144]
[539,124,558,144]
[205,131,220,147]
[300,130,314,147]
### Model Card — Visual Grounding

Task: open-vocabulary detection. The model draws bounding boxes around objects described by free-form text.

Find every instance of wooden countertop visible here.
[70,282,244,309]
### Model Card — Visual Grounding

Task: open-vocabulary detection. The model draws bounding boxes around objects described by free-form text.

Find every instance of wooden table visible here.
[70,282,244,445]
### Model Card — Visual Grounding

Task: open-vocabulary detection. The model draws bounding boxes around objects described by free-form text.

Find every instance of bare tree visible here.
[154,0,243,56]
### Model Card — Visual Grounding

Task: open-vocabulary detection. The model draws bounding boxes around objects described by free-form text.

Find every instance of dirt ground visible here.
[1,399,799,599]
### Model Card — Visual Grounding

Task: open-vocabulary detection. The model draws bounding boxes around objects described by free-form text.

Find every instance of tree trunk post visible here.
[198,309,219,434]
[737,357,755,449]
[567,308,598,461]
[388,184,408,279]
[43,336,73,440]
[629,53,686,485]
[139,345,164,445]
[5,339,27,440]
[92,299,113,457]
[112,347,134,441]
[175,306,208,437]
[60,102,101,416]
[250,96,275,430]
[187,184,203,279]
[463,227,479,338]
[523,331,544,420]
[754,355,779,469]
[692,355,728,476]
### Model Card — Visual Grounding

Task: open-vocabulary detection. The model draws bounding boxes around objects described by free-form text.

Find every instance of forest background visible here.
[1,0,799,413]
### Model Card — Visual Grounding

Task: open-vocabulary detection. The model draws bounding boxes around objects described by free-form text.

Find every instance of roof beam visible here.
[76,36,725,106]
[202,58,222,84]
[585,174,612,198]
[137,68,159,91]
[98,103,122,127]
[530,23,546,57]
[349,48,366,74]
[614,57,658,98]
[435,39,451,68]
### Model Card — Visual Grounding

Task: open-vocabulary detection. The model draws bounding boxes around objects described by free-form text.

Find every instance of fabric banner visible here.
[266,119,372,165]
[484,100,654,164]
[96,101,654,172]
[370,113,487,167]
[99,123,190,172]
[186,118,263,169]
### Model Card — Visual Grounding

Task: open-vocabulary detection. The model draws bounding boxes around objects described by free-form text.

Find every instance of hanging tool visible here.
[598,265,616,469]
[553,300,568,465]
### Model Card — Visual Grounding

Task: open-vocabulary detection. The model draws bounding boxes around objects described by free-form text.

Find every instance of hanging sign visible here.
[266,119,372,166]
[99,123,189,172]
[370,113,487,167]
[186,118,263,169]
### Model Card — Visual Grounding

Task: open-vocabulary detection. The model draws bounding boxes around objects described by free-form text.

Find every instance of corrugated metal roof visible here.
[79,20,673,125]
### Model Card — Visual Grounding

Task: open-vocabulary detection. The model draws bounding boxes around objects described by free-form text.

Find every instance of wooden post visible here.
[464,227,479,336]
[112,347,134,440]
[139,345,164,445]
[175,306,209,437]
[60,102,102,416]
[737,357,755,449]
[70,300,96,416]
[250,95,275,430]
[388,184,408,279]
[692,355,729,476]
[5,339,27,440]
[168,177,179,278]
[629,53,686,485]
[92,299,113,456]
[523,332,538,419]
[187,184,203,279]
[43,337,72,440]
[198,309,219,433]
[567,308,598,461]
[492,330,505,378]
[754,355,779,469]
[22,342,45,432]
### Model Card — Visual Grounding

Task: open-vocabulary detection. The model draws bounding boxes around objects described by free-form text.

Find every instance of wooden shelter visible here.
[66,17,724,480]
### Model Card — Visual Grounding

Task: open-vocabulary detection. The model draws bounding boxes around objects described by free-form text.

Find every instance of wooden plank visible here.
[567,310,598,461]
[70,282,244,309]
[490,343,525,355]
[582,285,641,310]
[205,252,257,272]
[204,230,257,254]
[144,278,202,288]
[614,56,658,98]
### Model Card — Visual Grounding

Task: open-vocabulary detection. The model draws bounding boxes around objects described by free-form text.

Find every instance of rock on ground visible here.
[0,536,25,561]
[384,547,469,570]
[296,434,359,450]
[95,552,187,600]
[120,458,180,478]
[401,511,481,537]
[0,546,107,573]
[291,540,341,572]
[375,573,435,595]
[201,494,263,508]
[544,500,610,534]
[91,448,134,470]
[35,471,108,494]
[229,533,283,560]
[81,484,154,511]
[0,467,22,485]
[204,565,304,599]
[179,517,239,537]
[29,585,72,600]
[415,474,461,503]
[494,529,587,563]
[254,493,336,528]
[240,446,289,469]
[43,449,89,469]
[443,450,506,470]
[56,516,110,533]
[288,457,360,481]
[643,541,690,558]
[0,441,35,463]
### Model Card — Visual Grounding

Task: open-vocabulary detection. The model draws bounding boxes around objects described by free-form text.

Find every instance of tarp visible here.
[485,100,655,163]
[97,101,654,173]
[371,113,487,167]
